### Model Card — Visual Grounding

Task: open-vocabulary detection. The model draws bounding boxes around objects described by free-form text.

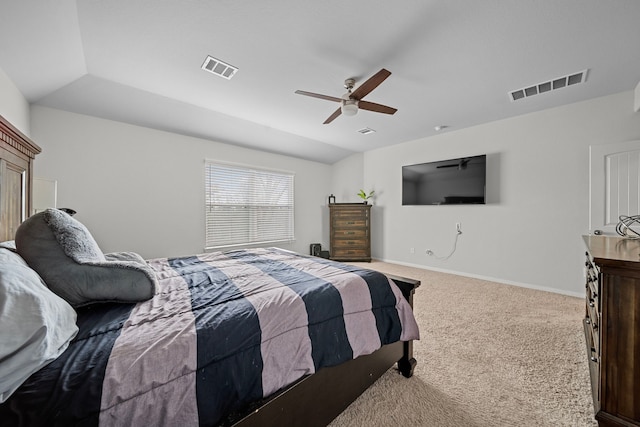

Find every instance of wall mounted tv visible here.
[402,154,486,205]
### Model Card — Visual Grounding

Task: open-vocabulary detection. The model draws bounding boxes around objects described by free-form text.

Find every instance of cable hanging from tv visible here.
[426,228,462,261]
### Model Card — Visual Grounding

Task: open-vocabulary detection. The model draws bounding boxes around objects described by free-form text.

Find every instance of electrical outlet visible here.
[410,247,415,254]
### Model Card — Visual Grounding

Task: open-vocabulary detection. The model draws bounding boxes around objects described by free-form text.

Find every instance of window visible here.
[205,161,295,249]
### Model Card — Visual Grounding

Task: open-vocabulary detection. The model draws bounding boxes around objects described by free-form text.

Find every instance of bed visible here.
[0,116,420,426]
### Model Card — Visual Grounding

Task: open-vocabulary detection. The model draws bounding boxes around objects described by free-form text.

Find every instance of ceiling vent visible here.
[509,69,588,102]
[357,127,376,135]
[201,56,238,80]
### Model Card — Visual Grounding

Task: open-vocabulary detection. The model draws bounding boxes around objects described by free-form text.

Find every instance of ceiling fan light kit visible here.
[295,68,397,124]
[341,99,359,116]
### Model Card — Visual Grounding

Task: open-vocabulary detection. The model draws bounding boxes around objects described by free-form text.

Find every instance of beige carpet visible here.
[328,261,597,427]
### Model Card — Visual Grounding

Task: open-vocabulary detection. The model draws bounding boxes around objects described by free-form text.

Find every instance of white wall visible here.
[30,106,332,259]
[0,66,30,136]
[330,153,365,203]
[340,91,640,296]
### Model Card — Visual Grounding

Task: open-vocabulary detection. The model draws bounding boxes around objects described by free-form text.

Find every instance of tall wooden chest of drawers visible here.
[582,235,640,427]
[329,203,371,262]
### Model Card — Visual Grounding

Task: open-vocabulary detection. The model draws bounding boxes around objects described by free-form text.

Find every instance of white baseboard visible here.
[375,257,584,299]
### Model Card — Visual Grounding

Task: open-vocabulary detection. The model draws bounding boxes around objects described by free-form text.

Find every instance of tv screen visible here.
[402,155,486,205]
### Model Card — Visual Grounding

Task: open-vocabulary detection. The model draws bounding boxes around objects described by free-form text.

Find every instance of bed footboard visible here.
[229,341,404,427]
[388,274,420,378]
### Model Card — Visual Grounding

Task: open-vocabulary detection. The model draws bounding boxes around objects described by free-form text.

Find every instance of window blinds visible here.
[205,161,295,249]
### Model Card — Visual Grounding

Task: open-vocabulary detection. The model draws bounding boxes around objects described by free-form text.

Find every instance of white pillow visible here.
[0,240,16,251]
[0,246,78,403]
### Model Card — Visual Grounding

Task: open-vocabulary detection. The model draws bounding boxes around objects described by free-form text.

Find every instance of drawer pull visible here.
[590,356,598,363]
[585,319,591,325]
[345,231,355,235]
[589,302,595,308]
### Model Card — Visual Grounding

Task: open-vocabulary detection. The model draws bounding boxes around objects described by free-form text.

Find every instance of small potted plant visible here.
[357,189,375,204]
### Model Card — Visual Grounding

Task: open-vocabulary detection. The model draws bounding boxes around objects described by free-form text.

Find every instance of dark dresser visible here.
[583,235,640,426]
[329,203,371,262]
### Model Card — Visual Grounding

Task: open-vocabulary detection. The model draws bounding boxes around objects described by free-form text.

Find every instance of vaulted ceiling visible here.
[1,1,639,163]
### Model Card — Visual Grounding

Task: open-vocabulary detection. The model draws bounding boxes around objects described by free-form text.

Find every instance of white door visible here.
[590,140,640,235]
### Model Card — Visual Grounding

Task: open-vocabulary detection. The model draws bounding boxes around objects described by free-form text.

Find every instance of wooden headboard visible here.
[0,114,41,241]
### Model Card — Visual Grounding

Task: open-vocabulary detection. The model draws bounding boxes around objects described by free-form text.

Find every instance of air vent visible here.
[509,69,588,102]
[201,56,238,80]
[357,127,376,135]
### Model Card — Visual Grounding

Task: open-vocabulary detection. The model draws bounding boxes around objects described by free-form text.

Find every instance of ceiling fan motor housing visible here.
[344,78,356,91]
[342,79,358,115]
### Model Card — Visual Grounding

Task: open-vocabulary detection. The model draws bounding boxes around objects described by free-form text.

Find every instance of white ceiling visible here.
[1,1,639,164]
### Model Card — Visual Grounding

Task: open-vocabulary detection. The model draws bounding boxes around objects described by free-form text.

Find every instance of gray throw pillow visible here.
[15,209,157,307]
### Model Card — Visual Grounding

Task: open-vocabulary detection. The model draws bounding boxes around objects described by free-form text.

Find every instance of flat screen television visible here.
[402,154,486,205]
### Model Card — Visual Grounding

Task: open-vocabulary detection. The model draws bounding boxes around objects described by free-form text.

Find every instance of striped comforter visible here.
[0,248,419,426]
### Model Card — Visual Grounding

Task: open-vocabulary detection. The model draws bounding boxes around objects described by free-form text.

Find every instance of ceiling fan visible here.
[295,68,398,124]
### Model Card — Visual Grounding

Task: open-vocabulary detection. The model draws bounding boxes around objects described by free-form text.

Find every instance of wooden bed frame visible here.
[0,114,41,242]
[1,113,419,427]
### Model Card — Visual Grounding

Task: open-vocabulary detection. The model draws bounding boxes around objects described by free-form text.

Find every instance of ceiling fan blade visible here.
[295,90,342,103]
[358,100,397,115]
[323,107,342,124]
[349,68,392,101]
